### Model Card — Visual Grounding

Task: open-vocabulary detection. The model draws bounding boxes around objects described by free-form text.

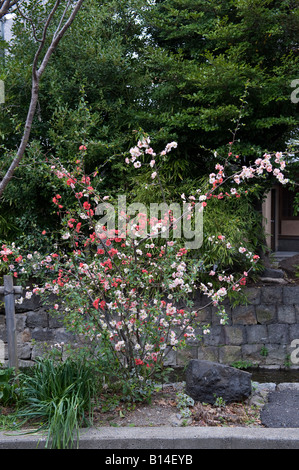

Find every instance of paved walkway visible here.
[260,387,299,428]
[1,426,299,449]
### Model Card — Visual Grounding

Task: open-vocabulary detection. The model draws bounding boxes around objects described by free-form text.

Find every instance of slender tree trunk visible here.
[0,79,39,196]
[0,0,85,198]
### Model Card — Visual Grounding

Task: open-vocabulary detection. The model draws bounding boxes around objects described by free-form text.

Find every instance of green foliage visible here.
[176,391,194,418]
[0,367,17,406]
[16,358,97,449]
[260,345,269,357]
[142,0,299,168]
[231,360,254,370]
[214,395,226,408]
[1,0,297,249]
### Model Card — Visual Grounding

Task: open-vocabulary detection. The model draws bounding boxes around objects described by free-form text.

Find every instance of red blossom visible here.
[135,359,144,365]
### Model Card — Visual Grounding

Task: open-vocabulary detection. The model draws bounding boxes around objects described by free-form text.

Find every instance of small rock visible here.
[279,254,299,278]
[260,277,288,284]
[170,413,192,427]
[261,268,285,279]
[277,383,299,391]
[247,382,276,408]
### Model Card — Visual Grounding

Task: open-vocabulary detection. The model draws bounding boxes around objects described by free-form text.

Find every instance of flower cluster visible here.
[125,136,177,179]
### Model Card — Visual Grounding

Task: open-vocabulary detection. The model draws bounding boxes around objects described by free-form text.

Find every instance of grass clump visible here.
[15,357,97,449]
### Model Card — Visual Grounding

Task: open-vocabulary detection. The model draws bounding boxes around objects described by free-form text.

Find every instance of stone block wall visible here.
[1,285,299,368]
[175,285,299,368]
[0,295,79,367]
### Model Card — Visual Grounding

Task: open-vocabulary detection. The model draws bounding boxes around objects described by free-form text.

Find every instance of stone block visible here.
[218,345,242,364]
[192,291,213,308]
[197,345,219,362]
[246,325,268,344]
[31,327,54,342]
[26,310,48,328]
[53,328,76,344]
[163,348,177,366]
[277,305,296,324]
[267,324,289,344]
[20,327,31,343]
[15,294,41,312]
[242,343,266,364]
[289,324,299,341]
[0,316,6,341]
[283,286,299,306]
[19,360,35,368]
[16,313,26,331]
[177,346,198,367]
[48,312,64,328]
[261,268,284,278]
[256,305,276,324]
[17,342,32,360]
[202,326,225,346]
[31,342,51,360]
[243,287,261,305]
[223,326,245,345]
[185,359,252,404]
[194,307,212,325]
[264,344,288,365]
[232,305,257,325]
[211,307,232,325]
[261,287,283,304]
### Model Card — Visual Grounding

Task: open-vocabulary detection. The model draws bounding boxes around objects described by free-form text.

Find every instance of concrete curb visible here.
[1,426,299,449]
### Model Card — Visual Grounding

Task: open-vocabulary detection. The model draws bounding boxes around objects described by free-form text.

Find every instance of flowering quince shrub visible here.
[0,136,289,388]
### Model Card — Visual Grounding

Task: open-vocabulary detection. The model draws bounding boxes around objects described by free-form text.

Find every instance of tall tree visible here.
[141,0,299,175]
[0,0,151,244]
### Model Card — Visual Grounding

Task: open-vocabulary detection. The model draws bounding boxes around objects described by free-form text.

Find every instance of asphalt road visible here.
[260,389,299,428]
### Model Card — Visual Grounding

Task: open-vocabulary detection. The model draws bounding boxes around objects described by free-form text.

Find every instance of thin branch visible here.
[15,2,41,43]
[32,0,61,80]
[53,0,71,40]
[38,0,84,78]
[0,0,20,19]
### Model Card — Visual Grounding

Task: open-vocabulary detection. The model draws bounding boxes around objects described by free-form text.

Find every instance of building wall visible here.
[1,15,13,43]
[1,285,299,368]
[262,191,272,249]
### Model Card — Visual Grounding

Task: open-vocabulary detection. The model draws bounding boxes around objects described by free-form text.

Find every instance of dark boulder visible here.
[185,359,252,404]
[279,254,299,279]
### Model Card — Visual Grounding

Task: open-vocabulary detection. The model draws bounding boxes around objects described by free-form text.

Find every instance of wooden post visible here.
[0,275,23,370]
